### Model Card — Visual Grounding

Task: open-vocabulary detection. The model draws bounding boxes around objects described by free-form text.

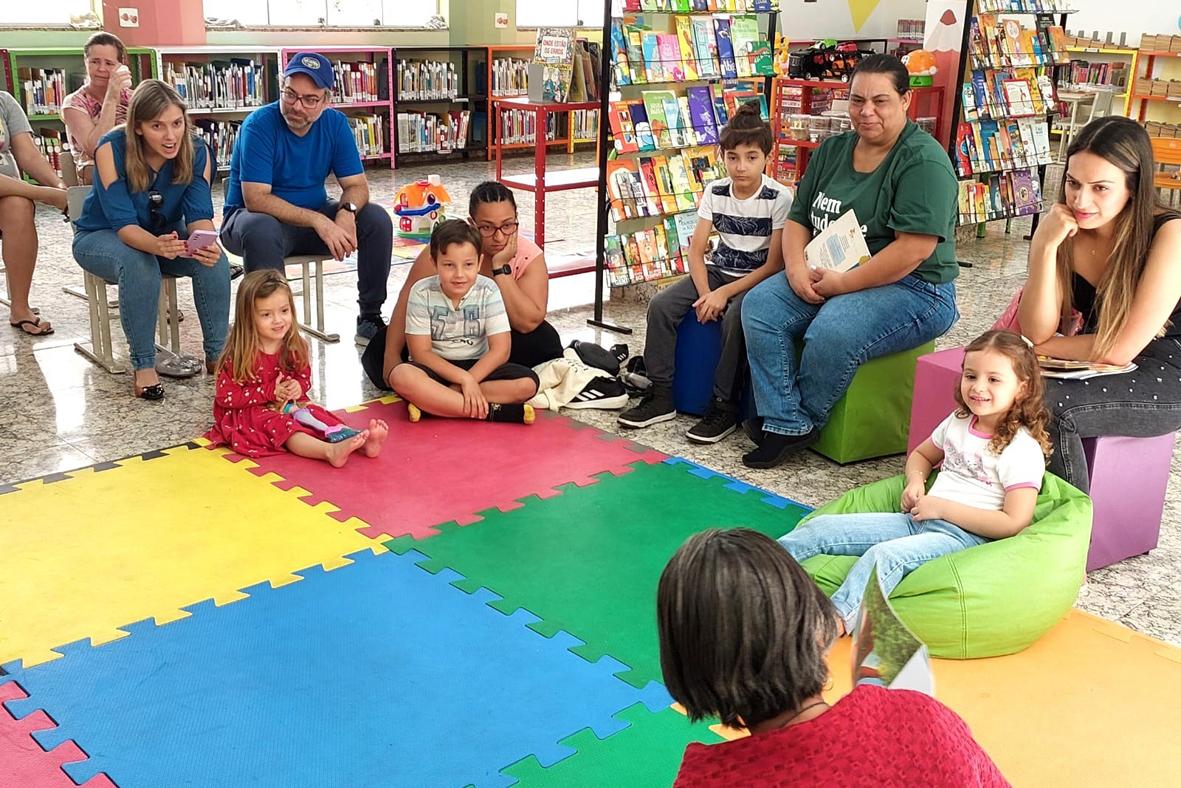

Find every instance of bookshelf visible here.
[279,47,393,169]
[483,43,601,160]
[0,46,156,180]
[390,46,481,165]
[770,78,944,186]
[952,1,1075,229]
[1130,38,1181,125]
[601,2,779,291]
[1058,39,1138,117]
[155,46,280,174]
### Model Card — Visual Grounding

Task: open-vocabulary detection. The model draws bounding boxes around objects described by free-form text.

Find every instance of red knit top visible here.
[674,685,1009,788]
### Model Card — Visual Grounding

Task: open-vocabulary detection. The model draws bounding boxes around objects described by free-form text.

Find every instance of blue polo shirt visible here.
[74,129,215,232]
[223,103,363,216]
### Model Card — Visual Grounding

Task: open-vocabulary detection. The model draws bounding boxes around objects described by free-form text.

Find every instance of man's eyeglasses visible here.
[474,221,519,238]
[147,191,166,231]
[280,88,325,109]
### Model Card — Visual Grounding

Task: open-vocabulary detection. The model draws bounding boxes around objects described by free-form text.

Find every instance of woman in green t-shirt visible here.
[741,55,959,469]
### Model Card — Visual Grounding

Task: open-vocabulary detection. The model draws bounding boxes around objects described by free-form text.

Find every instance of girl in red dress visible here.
[206,270,388,466]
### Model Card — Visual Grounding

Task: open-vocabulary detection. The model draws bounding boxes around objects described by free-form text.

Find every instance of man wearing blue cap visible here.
[220,51,393,346]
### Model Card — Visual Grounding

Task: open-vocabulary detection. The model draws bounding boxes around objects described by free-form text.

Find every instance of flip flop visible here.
[10,317,54,336]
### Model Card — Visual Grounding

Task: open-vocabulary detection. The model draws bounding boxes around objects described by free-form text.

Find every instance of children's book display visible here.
[531,28,577,103]
[955,2,1072,226]
[604,2,778,288]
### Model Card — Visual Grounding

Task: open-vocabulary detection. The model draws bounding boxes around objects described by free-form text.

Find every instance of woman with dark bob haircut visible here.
[657,528,1007,786]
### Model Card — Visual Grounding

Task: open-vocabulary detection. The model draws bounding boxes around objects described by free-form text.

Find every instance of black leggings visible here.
[361,320,563,390]
[1046,337,1181,493]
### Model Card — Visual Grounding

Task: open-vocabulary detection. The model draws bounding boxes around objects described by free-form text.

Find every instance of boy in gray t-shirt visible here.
[389,219,539,424]
[0,90,70,335]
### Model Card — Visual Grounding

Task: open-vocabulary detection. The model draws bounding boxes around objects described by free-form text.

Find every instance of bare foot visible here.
[362,418,388,458]
[326,430,368,468]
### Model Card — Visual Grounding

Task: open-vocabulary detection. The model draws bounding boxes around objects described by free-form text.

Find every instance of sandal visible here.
[10,317,54,336]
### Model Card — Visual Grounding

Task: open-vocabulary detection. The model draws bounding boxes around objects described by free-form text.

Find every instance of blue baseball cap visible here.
[284,52,333,90]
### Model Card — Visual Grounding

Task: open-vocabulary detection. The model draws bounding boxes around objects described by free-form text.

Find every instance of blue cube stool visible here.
[671,312,721,416]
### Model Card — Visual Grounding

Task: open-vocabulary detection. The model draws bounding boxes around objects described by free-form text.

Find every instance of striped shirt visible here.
[405,275,510,361]
[697,174,793,277]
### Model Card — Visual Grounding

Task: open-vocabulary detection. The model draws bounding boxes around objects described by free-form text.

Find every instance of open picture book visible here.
[1037,356,1137,380]
[851,565,934,695]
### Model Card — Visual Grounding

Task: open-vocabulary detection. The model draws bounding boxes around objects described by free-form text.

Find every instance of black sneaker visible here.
[617,385,676,428]
[355,314,385,347]
[566,376,629,410]
[686,398,738,444]
[741,428,820,469]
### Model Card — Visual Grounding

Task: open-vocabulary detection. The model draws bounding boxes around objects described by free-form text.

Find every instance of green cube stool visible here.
[811,340,935,464]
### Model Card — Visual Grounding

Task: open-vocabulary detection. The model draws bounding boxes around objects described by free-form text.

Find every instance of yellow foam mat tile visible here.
[0,445,384,669]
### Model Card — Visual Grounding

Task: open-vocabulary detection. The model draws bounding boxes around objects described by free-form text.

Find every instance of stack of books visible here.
[18,68,66,115]
[954,117,1053,176]
[396,60,459,101]
[491,58,529,97]
[164,60,266,110]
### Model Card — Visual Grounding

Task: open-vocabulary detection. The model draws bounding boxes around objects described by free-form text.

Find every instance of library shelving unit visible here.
[154,46,281,174]
[597,1,779,305]
[770,78,944,186]
[390,45,481,166]
[1059,40,1138,116]
[1130,38,1181,124]
[951,1,1075,232]
[0,46,156,179]
[279,47,394,169]
[492,96,602,248]
[483,43,601,161]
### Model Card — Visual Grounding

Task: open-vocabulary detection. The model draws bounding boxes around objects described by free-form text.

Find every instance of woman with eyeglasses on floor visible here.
[362,181,564,390]
[72,79,230,400]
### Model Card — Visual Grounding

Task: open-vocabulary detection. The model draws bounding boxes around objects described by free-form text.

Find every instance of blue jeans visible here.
[741,273,958,436]
[779,512,988,630]
[73,228,230,370]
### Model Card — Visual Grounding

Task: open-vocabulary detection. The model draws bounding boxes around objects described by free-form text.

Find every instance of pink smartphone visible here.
[185,230,219,256]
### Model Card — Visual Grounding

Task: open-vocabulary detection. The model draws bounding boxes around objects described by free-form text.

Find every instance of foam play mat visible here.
[2,398,1180,786]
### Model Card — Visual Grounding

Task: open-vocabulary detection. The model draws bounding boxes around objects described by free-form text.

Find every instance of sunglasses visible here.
[147,190,166,231]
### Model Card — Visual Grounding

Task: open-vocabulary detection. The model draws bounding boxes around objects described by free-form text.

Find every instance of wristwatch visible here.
[340,202,358,214]
[491,264,513,277]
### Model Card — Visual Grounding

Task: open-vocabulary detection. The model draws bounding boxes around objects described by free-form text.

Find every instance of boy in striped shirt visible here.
[618,103,792,443]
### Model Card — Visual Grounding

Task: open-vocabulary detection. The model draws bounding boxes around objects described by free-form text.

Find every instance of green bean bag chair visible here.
[796,472,1092,659]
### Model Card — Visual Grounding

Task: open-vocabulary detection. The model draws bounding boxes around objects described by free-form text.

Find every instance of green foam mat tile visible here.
[502,703,722,786]
[386,459,808,688]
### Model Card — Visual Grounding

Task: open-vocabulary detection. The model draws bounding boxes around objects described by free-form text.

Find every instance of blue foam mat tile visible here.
[2,549,671,787]
[662,456,811,511]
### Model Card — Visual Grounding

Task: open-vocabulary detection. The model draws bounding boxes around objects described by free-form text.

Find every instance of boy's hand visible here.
[459,374,488,419]
[693,289,729,323]
[900,480,926,512]
[910,494,946,522]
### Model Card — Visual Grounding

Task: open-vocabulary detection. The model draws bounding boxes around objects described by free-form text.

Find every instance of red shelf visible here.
[774,137,822,149]
[501,167,600,193]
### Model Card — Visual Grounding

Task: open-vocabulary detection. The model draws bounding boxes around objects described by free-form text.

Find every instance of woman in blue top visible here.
[73,79,230,400]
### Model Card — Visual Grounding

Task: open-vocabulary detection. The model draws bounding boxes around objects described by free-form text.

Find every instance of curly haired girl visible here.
[779,329,1050,634]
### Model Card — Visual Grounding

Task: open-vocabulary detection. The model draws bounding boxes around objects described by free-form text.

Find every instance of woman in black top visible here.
[1018,116,1181,491]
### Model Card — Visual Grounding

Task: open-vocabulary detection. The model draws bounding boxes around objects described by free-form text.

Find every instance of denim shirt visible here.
[74,129,214,233]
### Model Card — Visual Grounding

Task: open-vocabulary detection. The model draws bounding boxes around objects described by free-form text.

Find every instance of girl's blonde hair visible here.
[123,79,194,194]
[217,270,309,383]
[953,330,1053,457]
[1058,117,1168,358]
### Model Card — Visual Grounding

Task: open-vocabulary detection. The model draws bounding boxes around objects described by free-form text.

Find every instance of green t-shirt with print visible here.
[787,120,958,284]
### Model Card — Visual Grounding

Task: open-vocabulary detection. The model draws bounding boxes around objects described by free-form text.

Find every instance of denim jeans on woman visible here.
[779,513,989,631]
[72,227,230,370]
[741,273,958,437]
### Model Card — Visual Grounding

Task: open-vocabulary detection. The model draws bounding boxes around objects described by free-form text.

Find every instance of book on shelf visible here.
[397,60,458,101]
[954,118,1052,177]
[497,106,560,145]
[606,146,723,221]
[714,17,738,79]
[971,13,1071,69]
[610,82,757,153]
[624,1,781,10]
[193,118,242,170]
[531,27,576,103]
[397,110,471,154]
[956,166,1043,225]
[164,59,266,110]
[492,57,529,97]
[18,68,66,115]
[976,0,1072,12]
[31,128,66,177]
[347,114,386,158]
[329,61,382,104]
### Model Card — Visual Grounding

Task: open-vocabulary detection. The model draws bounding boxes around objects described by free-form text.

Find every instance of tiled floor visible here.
[3,151,1178,646]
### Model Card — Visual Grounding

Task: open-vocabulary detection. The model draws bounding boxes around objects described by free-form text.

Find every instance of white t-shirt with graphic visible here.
[696,173,793,277]
[404,275,510,361]
[928,413,1045,511]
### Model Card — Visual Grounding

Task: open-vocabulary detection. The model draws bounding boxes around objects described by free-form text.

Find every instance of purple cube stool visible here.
[1084,432,1177,571]
[908,347,965,453]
